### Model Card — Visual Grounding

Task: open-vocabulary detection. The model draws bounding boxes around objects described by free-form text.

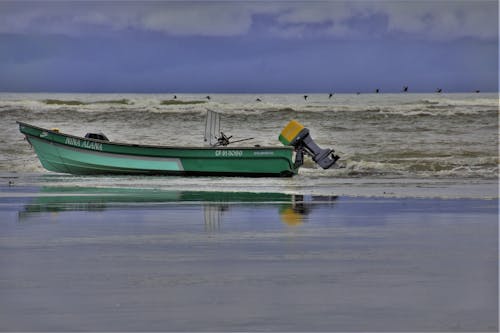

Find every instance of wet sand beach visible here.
[0,185,497,331]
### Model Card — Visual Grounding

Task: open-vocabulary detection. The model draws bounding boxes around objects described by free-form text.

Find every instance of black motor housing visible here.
[290,128,339,169]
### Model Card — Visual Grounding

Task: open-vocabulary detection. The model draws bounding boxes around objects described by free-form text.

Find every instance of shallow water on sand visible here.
[0,186,497,331]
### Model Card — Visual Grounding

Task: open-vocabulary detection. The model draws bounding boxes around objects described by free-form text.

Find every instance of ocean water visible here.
[0,92,498,198]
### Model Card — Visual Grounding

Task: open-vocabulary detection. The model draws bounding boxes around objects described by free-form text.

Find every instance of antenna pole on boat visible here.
[228,137,254,144]
[204,111,209,143]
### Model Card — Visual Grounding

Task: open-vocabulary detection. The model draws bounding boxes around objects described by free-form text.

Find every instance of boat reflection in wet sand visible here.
[18,187,338,228]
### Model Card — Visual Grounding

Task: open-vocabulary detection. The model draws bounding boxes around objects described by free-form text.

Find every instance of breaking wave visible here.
[1,92,497,116]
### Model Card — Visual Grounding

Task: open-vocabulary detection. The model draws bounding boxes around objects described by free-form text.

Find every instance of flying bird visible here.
[206,96,211,100]
[256,98,262,102]
[375,89,379,93]
[328,93,333,99]
[303,95,308,101]
[436,88,442,93]
[402,86,408,92]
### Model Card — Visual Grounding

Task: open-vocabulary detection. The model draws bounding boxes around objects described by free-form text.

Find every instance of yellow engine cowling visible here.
[278,119,339,169]
[279,120,305,146]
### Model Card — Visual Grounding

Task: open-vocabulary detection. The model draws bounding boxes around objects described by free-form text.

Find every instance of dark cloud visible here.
[0,1,497,40]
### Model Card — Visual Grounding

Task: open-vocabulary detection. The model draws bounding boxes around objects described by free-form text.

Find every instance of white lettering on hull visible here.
[253,151,274,156]
[65,137,103,151]
[215,150,243,157]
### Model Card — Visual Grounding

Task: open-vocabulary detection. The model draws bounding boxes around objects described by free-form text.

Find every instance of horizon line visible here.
[0,90,497,94]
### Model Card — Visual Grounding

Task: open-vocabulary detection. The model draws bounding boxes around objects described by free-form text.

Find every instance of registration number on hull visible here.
[215,150,243,157]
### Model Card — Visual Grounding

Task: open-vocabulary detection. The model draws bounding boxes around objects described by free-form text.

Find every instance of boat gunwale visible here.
[17,121,294,152]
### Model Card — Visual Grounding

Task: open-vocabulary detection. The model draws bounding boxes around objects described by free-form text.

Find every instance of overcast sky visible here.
[0,1,498,93]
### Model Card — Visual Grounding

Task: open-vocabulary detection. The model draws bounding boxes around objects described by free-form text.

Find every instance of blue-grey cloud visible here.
[0,1,497,40]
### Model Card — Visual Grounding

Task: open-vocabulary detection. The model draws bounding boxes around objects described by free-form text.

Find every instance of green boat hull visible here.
[18,122,298,177]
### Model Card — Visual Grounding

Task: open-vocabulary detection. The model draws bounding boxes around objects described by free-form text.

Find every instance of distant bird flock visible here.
[178,87,482,103]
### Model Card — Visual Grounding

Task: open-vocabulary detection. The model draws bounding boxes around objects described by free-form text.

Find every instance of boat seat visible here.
[84,132,109,141]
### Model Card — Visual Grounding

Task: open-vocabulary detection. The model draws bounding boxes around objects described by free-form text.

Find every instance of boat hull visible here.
[18,122,298,177]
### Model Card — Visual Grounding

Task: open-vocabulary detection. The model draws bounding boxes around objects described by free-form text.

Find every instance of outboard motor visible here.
[279,120,339,169]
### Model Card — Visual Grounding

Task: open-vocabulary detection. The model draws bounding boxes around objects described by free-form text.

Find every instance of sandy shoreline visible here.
[0,183,498,331]
[1,172,498,199]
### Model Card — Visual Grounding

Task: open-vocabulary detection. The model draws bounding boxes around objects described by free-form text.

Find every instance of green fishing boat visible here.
[17,112,339,177]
